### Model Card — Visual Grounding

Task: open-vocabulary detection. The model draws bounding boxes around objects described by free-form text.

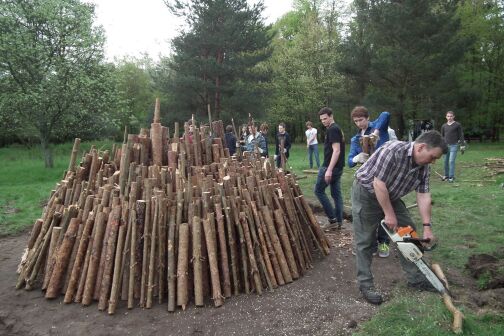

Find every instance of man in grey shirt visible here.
[352,131,448,304]
[440,111,465,182]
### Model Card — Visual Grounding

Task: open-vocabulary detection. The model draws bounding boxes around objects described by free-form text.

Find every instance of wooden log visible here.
[192,216,204,306]
[82,210,108,305]
[27,219,43,249]
[67,138,81,173]
[98,205,121,310]
[258,210,284,286]
[64,214,95,303]
[146,196,159,309]
[274,209,300,279]
[298,196,330,255]
[176,223,190,310]
[239,212,262,295]
[42,227,62,290]
[108,217,127,313]
[46,218,80,298]
[261,207,292,283]
[157,195,167,304]
[432,263,464,334]
[249,202,277,289]
[214,203,231,298]
[74,210,98,303]
[202,216,224,307]
[62,218,85,294]
[167,206,177,312]
[23,211,62,290]
[140,191,152,307]
[220,197,239,295]
[128,201,145,309]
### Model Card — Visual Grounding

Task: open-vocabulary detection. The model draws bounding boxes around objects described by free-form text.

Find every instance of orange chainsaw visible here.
[381,221,449,295]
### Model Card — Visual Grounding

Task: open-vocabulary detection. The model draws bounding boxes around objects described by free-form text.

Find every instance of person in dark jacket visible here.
[224,125,237,156]
[440,111,465,182]
[274,123,292,168]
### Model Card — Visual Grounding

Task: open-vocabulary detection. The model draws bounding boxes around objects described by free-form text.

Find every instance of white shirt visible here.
[305,128,318,145]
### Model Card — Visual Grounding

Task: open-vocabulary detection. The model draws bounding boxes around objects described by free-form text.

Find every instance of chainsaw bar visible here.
[381,221,449,294]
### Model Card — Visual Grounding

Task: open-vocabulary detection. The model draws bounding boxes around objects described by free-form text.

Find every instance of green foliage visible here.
[340,0,471,138]
[165,0,273,122]
[266,0,347,142]
[0,0,116,166]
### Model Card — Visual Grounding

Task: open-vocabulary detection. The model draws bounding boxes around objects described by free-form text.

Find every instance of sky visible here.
[89,0,294,61]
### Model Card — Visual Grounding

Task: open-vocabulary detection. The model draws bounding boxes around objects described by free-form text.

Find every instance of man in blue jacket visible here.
[348,106,391,258]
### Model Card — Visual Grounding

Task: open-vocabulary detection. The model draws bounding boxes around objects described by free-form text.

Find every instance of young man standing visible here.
[274,123,292,168]
[224,125,237,156]
[347,106,391,258]
[305,121,320,169]
[440,111,465,183]
[352,131,447,305]
[315,107,346,230]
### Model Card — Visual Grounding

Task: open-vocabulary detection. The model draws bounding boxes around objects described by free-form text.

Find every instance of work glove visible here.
[274,155,278,160]
[352,152,369,164]
[258,147,264,154]
[283,148,287,153]
[369,133,380,146]
[460,146,466,155]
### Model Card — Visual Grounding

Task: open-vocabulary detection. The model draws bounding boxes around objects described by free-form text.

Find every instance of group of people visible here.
[230,122,292,168]
[312,106,465,305]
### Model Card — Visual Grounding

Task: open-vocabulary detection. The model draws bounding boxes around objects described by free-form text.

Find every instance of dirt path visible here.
[0,220,408,336]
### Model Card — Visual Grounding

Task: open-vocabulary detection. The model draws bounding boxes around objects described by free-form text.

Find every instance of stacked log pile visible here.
[485,158,504,176]
[16,99,330,314]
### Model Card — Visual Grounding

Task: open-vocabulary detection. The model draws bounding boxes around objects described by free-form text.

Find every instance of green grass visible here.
[0,141,115,235]
[1,140,503,334]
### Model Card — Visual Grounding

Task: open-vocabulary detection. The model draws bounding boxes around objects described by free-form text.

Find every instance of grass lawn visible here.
[1,140,503,334]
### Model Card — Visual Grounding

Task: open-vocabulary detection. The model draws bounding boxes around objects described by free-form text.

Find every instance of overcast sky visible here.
[89,0,293,61]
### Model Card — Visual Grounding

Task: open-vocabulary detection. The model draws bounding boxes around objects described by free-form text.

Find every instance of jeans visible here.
[307,144,320,169]
[444,144,458,178]
[314,166,343,222]
[351,180,427,289]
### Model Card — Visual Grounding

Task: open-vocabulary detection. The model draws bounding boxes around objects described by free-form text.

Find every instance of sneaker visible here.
[407,281,438,293]
[322,219,342,231]
[441,176,448,181]
[378,243,390,258]
[448,178,454,183]
[360,286,383,305]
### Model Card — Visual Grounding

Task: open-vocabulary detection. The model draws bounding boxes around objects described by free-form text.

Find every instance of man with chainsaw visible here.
[352,130,448,305]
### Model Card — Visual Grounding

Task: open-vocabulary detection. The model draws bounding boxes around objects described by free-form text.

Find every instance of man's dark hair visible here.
[318,107,333,117]
[351,106,369,119]
[278,122,286,129]
[416,131,448,154]
[226,125,233,133]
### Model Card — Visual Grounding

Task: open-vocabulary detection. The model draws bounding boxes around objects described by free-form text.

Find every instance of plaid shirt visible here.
[355,141,430,201]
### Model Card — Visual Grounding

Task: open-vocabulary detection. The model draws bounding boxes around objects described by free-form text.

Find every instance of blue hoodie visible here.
[348,111,391,168]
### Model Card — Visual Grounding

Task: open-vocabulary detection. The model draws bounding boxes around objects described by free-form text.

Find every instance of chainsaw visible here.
[380,221,449,295]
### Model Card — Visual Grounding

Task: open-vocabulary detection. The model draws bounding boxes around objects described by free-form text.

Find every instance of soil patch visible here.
[0,217,476,336]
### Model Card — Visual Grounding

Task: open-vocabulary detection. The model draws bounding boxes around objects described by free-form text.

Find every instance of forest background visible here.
[1,0,503,168]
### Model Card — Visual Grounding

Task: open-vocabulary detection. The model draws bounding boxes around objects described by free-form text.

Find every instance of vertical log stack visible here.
[16,101,330,314]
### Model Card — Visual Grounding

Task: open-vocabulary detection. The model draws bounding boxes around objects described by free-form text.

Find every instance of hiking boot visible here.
[407,281,438,293]
[378,243,390,258]
[322,219,342,231]
[360,286,383,305]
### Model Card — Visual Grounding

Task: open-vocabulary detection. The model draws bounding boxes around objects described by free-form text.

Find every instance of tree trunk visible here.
[40,134,54,168]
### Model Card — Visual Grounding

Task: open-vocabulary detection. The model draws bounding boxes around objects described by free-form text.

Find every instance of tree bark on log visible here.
[202,216,224,307]
[46,218,80,299]
[176,223,189,310]
[108,221,126,315]
[64,214,95,303]
[192,216,203,306]
[82,210,108,305]
[98,205,121,310]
